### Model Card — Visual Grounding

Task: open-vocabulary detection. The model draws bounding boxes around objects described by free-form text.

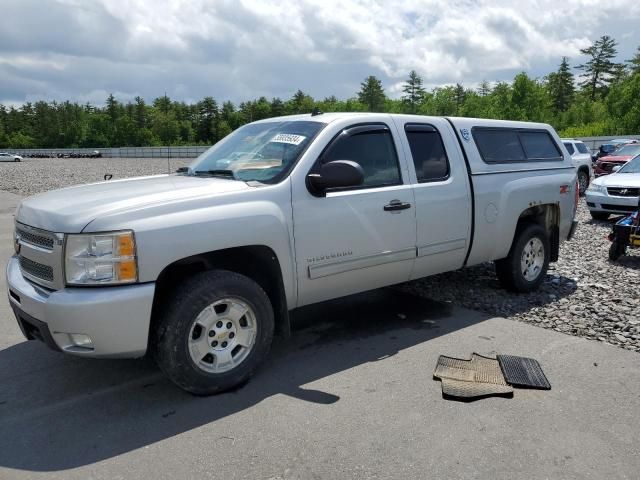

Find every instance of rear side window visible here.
[576,143,590,154]
[405,125,450,182]
[473,128,562,163]
[563,142,575,155]
[322,126,401,188]
[519,131,562,160]
[473,129,525,163]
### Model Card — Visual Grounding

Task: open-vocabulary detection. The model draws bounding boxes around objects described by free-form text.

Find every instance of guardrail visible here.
[8,146,211,158]
[574,136,640,151]
[6,135,640,158]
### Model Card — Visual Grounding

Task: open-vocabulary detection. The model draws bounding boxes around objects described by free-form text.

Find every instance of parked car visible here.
[0,152,22,162]
[586,154,640,220]
[6,113,578,395]
[597,139,637,159]
[562,138,593,195]
[594,143,640,176]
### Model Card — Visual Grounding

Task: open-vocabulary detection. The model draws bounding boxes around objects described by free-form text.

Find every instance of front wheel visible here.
[495,223,550,293]
[153,270,274,395]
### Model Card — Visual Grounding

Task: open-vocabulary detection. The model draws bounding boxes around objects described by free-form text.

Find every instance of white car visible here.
[562,139,592,195]
[0,152,22,162]
[586,155,640,220]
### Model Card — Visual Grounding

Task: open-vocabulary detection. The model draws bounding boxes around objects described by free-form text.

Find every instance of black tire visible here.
[14,158,20,162]
[590,211,609,221]
[609,241,625,261]
[495,223,550,293]
[152,270,274,395]
[577,169,589,196]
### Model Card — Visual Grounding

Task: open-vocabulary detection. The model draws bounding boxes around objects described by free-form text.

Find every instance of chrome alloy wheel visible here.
[188,298,258,374]
[520,237,545,282]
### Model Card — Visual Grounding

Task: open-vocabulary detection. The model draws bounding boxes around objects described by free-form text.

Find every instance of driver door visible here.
[291,122,416,307]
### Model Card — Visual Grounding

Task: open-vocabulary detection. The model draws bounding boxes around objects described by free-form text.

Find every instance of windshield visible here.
[617,155,640,173]
[611,145,640,157]
[188,120,325,183]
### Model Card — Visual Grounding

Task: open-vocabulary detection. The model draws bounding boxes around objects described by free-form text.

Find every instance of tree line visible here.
[1,35,640,149]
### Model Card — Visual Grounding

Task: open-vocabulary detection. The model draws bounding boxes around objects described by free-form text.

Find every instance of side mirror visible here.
[307,160,364,195]
[612,165,622,172]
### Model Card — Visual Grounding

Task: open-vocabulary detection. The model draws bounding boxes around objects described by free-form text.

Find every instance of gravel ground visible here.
[1,157,639,352]
[0,157,192,196]
[402,203,640,353]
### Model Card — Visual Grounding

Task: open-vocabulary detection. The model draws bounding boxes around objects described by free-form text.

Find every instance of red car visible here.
[595,143,640,176]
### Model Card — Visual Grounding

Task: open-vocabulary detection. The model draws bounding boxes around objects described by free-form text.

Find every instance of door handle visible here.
[383,200,412,212]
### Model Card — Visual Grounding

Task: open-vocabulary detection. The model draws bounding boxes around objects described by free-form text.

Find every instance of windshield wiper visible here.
[193,169,237,180]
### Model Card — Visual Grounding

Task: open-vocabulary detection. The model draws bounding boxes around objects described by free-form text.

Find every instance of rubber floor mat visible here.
[497,355,551,390]
[433,353,513,399]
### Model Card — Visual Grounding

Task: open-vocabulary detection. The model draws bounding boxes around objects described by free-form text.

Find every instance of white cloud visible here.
[0,0,639,105]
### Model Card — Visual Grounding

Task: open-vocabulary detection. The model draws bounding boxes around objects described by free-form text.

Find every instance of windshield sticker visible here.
[270,134,306,145]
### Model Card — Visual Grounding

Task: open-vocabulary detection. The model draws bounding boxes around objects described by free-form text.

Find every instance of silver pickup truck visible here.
[6,113,578,394]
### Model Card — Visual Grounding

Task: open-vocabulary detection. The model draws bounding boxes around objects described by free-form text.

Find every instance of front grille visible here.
[602,204,638,212]
[607,187,640,197]
[19,256,54,282]
[16,226,54,250]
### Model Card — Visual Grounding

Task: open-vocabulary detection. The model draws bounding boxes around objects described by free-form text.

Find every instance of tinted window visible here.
[322,127,401,188]
[519,131,562,160]
[405,126,450,182]
[473,129,525,163]
[576,143,590,154]
[563,142,575,155]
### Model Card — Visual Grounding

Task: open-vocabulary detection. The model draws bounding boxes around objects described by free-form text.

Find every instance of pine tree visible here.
[197,97,218,143]
[547,57,575,112]
[575,35,620,100]
[454,83,466,114]
[477,80,492,97]
[401,70,426,113]
[357,76,386,112]
[627,46,640,74]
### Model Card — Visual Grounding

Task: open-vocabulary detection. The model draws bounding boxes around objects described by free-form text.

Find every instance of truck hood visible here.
[15,174,251,233]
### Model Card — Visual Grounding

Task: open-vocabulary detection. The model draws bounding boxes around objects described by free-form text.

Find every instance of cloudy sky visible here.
[1,0,640,106]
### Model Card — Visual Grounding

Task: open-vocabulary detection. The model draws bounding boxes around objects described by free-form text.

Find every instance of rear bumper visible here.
[6,255,155,358]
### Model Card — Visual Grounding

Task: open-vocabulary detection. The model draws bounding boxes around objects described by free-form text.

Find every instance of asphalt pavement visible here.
[1,189,639,480]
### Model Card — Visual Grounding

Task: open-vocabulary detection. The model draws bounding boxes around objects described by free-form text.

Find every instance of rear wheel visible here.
[496,223,550,293]
[577,170,589,196]
[153,270,274,395]
[590,211,609,221]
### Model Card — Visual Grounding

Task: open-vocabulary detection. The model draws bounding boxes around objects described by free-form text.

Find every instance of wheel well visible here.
[150,246,290,340]
[517,204,560,262]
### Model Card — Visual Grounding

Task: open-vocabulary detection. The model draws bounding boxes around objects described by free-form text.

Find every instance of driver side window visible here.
[322,127,401,188]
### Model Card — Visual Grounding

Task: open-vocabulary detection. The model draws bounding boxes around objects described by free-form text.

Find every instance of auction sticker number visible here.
[270,134,306,145]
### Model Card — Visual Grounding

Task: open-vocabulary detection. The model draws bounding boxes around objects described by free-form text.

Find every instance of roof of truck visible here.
[252,113,554,131]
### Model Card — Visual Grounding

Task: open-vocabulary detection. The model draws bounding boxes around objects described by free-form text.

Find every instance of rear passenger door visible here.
[393,118,472,279]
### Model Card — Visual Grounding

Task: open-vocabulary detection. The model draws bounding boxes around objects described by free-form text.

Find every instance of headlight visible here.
[587,183,606,194]
[65,231,138,285]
